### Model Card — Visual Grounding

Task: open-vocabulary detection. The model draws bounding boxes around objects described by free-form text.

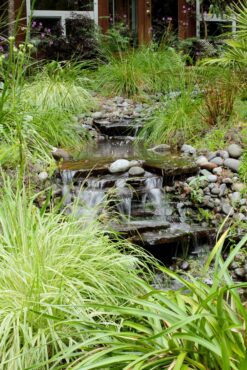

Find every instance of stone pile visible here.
[175,143,246,226]
[76,96,157,140]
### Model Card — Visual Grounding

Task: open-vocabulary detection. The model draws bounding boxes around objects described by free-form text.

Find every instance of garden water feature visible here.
[56,116,214,263]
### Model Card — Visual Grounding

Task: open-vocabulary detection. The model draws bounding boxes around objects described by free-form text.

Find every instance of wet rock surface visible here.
[50,96,246,285]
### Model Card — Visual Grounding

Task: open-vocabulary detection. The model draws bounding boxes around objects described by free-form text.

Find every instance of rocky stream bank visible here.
[37,96,247,285]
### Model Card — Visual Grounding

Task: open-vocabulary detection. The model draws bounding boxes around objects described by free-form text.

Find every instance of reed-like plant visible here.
[63,231,247,370]
[94,47,185,97]
[22,61,96,113]
[138,91,202,146]
[0,179,153,369]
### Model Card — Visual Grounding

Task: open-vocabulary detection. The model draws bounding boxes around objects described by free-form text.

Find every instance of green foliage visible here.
[94,47,185,97]
[198,208,214,222]
[0,179,153,369]
[22,64,96,114]
[239,151,247,183]
[202,1,247,68]
[63,232,247,370]
[188,177,204,204]
[102,22,131,53]
[196,127,229,151]
[139,92,202,146]
[0,56,96,170]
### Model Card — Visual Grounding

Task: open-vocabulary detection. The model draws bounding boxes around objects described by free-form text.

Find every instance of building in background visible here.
[9,0,236,44]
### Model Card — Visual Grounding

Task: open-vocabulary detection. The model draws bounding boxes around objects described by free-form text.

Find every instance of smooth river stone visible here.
[227,144,243,159]
[109,159,130,173]
[129,166,145,176]
[224,158,240,173]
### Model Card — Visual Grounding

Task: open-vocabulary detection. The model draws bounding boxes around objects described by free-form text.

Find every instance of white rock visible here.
[129,166,145,176]
[92,111,103,119]
[38,171,48,182]
[181,144,196,155]
[213,167,223,175]
[196,156,208,166]
[109,159,130,173]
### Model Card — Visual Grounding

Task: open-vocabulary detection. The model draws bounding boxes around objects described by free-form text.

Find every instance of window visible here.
[26,0,98,36]
[31,0,94,11]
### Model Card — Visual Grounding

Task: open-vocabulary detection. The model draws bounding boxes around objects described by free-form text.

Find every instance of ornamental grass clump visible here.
[138,91,202,146]
[22,78,96,114]
[0,180,153,369]
[94,47,185,97]
[22,61,97,114]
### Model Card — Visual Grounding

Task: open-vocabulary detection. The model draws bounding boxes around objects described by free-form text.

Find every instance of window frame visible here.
[26,0,98,35]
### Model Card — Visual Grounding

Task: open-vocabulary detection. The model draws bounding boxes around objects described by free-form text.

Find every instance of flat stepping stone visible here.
[131,226,214,247]
[93,119,143,137]
[111,220,170,236]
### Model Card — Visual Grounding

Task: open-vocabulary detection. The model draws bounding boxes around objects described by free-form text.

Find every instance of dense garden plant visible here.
[138,91,202,146]
[93,47,185,97]
[0,179,154,369]
[60,232,247,370]
[202,0,247,67]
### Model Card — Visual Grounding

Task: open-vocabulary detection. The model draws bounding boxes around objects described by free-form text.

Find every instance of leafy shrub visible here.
[33,14,101,61]
[202,0,247,68]
[66,232,247,370]
[102,22,131,53]
[178,37,221,64]
[0,180,153,369]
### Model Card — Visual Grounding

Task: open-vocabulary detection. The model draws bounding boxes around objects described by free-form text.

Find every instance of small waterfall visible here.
[85,178,109,190]
[61,170,76,205]
[79,189,105,209]
[115,179,132,220]
[145,177,163,189]
[143,176,165,217]
[77,178,107,217]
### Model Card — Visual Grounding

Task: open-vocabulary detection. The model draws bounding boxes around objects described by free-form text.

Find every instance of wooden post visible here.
[178,0,196,39]
[137,0,152,45]
[13,0,26,43]
[98,0,109,33]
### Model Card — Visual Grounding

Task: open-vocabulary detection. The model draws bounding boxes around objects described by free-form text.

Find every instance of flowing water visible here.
[58,135,213,263]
